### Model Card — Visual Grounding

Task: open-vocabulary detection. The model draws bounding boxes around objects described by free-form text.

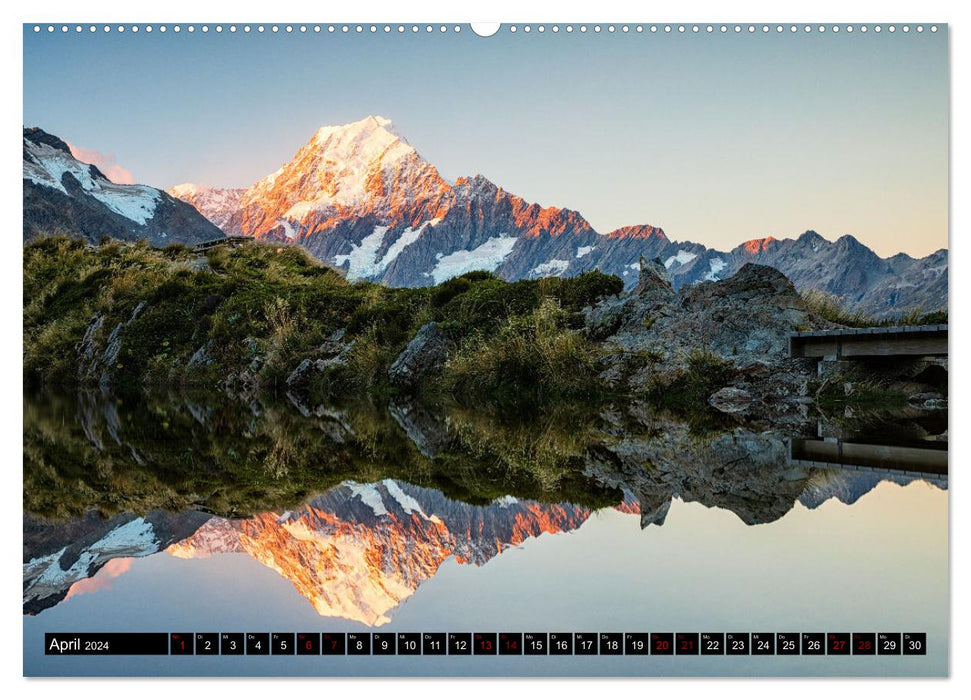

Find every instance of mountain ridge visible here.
[23,127,222,246]
[166,116,946,317]
[23,119,944,318]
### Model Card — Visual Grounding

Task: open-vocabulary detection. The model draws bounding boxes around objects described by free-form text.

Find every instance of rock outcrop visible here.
[284,329,355,391]
[388,322,451,391]
[76,302,146,389]
[592,263,828,373]
[585,417,809,528]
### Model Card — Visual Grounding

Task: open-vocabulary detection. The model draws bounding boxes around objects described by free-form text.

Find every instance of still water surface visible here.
[23,391,948,676]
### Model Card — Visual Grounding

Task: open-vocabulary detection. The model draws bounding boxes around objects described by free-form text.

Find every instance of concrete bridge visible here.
[789,324,947,360]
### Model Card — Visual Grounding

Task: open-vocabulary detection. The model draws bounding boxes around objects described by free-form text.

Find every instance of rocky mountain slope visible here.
[23,509,212,615]
[169,116,946,318]
[164,183,245,230]
[23,127,223,246]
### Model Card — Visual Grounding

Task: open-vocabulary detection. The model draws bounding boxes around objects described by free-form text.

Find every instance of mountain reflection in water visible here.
[23,390,947,622]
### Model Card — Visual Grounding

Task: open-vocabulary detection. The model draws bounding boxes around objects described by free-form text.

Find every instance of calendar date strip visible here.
[45,632,927,656]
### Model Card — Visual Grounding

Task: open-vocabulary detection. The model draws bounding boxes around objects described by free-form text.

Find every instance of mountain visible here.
[165,183,245,230]
[23,127,223,246]
[171,116,947,317]
[167,479,597,626]
[23,509,212,615]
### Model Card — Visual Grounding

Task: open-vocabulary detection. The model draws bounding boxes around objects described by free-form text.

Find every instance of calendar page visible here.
[22,21,948,677]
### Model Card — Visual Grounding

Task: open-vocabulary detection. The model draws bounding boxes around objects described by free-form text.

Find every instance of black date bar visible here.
[46,633,169,655]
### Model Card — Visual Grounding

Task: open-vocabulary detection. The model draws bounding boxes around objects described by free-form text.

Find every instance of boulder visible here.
[388,322,451,391]
[708,386,753,414]
[284,329,354,390]
[634,256,675,297]
[596,263,816,370]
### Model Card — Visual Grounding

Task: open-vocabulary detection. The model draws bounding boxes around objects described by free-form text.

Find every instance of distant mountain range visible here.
[23,127,221,246]
[22,119,946,317]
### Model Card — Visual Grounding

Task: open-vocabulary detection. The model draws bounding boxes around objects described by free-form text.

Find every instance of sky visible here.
[23,25,948,257]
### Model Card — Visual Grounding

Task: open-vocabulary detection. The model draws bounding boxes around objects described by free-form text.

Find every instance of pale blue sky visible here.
[23,25,948,256]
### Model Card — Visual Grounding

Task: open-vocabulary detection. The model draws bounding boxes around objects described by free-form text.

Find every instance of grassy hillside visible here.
[24,236,623,403]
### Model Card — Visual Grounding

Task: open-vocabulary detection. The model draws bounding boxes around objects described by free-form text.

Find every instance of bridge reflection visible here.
[789,435,947,489]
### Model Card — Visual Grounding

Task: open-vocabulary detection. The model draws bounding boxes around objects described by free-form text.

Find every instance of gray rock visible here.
[388,322,451,391]
[389,396,451,457]
[284,329,354,390]
[286,359,314,388]
[186,342,214,370]
[584,420,807,528]
[76,312,106,382]
[598,263,822,372]
[75,302,146,389]
[633,256,675,298]
[708,386,753,413]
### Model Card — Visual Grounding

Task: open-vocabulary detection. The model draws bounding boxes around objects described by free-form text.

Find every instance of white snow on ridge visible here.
[532,259,570,277]
[382,480,427,517]
[334,219,440,280]
[334,226,390,279]
[576,246,594,259]
[88,518,158,553]
[428,235,518,284]
[30,518,158,589]
[663,249,697,269]
[277,219,297,240]
[346,482,389,517]
[23,139,160,225]
[705,257,726,281]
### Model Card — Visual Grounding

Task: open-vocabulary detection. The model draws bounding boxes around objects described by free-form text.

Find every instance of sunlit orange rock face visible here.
[740,236,777,255]
[167,480,610,626]
[226,116,454,240]
[222,116,595,248]
[606,225,668,241]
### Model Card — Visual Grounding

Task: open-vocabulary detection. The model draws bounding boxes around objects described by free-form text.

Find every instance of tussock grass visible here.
[24,234,621,402]
[801,289,947,328]
[441,299,603,403]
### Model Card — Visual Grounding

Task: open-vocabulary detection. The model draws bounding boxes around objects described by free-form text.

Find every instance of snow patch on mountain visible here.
[25,138,160,224]
[532,259,569,277]
[664,250,697,269]
[492,495,519,507]
[334,226,390,279]
[428,235,518,284]
[705,257,726,281]
[346,482,389,516]
[30,518,157,590]
[382,479,427,517]
[90,518,157,552]
[576,246,594,259]
[335,220,440,280]
[278,219,297,240]
[381,219,439,270]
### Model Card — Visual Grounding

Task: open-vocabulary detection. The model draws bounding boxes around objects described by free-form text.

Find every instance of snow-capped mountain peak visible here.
[24,130,160,225]
[226,116,451,239]
[165,183,245,229]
